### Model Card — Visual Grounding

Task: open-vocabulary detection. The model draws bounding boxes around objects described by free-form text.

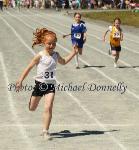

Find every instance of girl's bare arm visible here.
[63,33,71,38]
[58,48,78,65]
[103,30,109,42]
[16,54,41,91]
[120,32,123,41]
[83,32,87,42]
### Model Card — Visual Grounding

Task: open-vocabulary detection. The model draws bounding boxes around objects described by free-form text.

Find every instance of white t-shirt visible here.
[34,51,58,84]
[108,26,113,32]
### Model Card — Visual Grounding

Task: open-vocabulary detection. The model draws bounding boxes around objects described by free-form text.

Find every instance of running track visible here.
[0,8,139,150]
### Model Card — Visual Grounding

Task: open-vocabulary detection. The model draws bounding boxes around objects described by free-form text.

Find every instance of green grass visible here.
[82,11,139,28]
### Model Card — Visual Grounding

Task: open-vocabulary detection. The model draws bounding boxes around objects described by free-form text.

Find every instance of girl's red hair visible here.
[32,28,57,48]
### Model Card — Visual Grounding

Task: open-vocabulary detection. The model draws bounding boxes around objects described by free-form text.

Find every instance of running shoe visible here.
[114,62,118,68]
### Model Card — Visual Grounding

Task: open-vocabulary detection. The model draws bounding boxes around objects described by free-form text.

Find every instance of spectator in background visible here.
[71,0,77,9]
[98,0,103,8]
[128,0,136,9]
[69,0,74,9]
[34,0,39,8]
[117,0,126,8]
[87,0,91,9]
[91,0,97,8]
[76,0,81,9]
[16,0,21,10]
[120,0,126,8]
[0,0,3,11]
[69,0,76,9]
[125,0,130,8]
[55,0,61,10]
[50,0,55,8]
[62,0,65,9]
[81,0,88,8]
[3,0,9,9]
[11,0,15,8]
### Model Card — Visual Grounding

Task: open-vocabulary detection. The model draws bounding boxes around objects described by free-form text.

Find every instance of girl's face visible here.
[44,35,56,53]
[114,20,121,28]
[74,14,81,23]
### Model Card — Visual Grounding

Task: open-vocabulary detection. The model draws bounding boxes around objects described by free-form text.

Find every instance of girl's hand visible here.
[16,80,22,92]
[103,37,106,42]
[63,35,67,38]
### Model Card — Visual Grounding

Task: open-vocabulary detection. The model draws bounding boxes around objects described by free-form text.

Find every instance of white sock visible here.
[43,129,48,133]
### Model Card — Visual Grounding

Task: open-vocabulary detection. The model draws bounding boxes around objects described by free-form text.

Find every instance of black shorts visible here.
[110,44,121,51]
[31,80,55,97]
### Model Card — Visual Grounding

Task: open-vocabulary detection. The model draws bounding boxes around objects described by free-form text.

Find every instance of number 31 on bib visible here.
[44,71,55,79]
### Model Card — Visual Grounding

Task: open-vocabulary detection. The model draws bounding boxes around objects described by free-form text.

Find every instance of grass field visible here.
[82,11,139,28]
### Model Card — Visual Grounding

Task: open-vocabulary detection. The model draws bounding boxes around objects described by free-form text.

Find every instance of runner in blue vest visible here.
[63,12,87,69]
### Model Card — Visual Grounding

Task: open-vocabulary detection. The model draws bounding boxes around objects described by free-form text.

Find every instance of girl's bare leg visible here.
[112,51,120,67]
[75,53,79,68]
[75,48,83,69]
[115,51,120,63]
[78,48,83,55]
[29,96,41,111]
[43,92,55,131]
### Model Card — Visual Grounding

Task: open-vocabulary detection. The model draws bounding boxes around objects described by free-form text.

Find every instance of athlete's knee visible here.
[29,103,37,111]
[116,54,119,58]
[112,53,116,56]
[79,52,82,55]
[29,106,36,111]
[44,105,52,114]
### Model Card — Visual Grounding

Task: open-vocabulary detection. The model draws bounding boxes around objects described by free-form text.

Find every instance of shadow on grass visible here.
[51,129,119,139]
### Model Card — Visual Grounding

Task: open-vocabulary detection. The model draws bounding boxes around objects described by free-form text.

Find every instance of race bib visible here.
[74,33,81,39]
[113,32,120,38]
[43,71,55,80]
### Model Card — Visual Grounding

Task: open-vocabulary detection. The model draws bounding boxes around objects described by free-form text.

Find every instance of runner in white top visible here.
[16,28,78,140]
[34,50,58,84]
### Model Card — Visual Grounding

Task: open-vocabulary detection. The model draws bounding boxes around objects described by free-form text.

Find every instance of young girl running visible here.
[16,28,78,140]
[63,12,87,69]
[103,17,123,68]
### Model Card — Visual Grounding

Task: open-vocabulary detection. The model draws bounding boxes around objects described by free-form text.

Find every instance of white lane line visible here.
[3,13,128,150]
[16,12,139,73]
[63,92,127,150]
[30,9,139,46]
[0,52,36,150]
[7,11,139,101]
[0,124,133,127]
[0,15,35,56]
[0,14,40,17]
